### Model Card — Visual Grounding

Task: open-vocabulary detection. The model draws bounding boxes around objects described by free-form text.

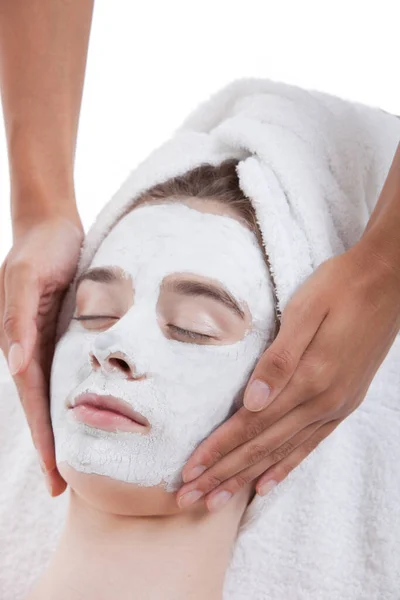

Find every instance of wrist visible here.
[11,190,83,241]
[8,126,76,214]
[355,228,400,294]
[10,173,76,218]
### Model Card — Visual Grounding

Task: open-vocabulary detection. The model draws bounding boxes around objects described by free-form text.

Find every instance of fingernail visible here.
[178,490,204,509]
[8,343,24,376]
[208,491,232,512]
[183,465,206,483]
[245,380,272,411]
[258,479,278,496]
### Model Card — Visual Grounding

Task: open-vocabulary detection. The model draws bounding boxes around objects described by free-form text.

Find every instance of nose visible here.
[90,334,145,380]
[90,350,145,380]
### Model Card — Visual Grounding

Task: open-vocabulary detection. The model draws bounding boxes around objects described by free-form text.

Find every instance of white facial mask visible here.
[51,203,275,491]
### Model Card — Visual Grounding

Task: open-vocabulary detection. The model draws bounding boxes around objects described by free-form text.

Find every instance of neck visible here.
[28,488,247,600]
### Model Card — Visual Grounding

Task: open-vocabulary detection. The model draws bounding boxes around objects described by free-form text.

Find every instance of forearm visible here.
[360,142,400,282]
[0,0,94,225]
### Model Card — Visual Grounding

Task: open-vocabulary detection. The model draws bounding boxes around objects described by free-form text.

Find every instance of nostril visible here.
[109,357,131,374]
[90,355,101,369]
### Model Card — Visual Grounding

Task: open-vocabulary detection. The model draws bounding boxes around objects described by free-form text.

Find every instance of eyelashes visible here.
[72,315,119,332]
[166,324,214,341]
[72,316,215,341]
[73,315,119,321]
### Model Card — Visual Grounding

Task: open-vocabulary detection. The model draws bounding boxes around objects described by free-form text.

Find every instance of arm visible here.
[0,0,94,226]
[0,0,94,496]
[361,142,400,281]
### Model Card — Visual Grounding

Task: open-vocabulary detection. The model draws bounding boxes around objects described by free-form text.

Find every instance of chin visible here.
[58,462,195,517]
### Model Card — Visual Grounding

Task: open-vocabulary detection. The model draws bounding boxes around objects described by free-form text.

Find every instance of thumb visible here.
[243,294,327,412]
[3,262,40,375]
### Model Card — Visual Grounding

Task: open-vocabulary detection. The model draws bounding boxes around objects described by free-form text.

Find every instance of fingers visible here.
[181,409,256,483]
[181,384,304,484]
[1,260,40,374]
[15,357,67,496]
[14,338,67,495]
[0,221,83,499]
[178,418,341,513]
[181,340,333,486]
[14,356,58,475]
[0,260,66,495]
[205,421,321,509]
[255,419,341,495]
[177,400,320,509]
[243,287,329,411]
[48,469,68,497]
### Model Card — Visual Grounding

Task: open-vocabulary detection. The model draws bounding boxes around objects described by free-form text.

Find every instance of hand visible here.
[0,210,84,496]
[176,241,400,512]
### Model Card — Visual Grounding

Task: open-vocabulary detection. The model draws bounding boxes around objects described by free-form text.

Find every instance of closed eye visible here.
[73,315,119,321]
[167,324,215,341]
[72,315,120,331]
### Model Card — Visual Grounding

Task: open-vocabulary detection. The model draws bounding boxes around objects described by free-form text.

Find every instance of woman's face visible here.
[50,199,275,514]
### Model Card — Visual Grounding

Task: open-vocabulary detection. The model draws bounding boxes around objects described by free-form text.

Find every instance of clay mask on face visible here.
[51,203,275,491]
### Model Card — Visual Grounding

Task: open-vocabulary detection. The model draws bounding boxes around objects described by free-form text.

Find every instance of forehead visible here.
[90,203,269,308]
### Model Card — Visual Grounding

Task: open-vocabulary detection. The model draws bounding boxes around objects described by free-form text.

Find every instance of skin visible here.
[176,142,400,512]
[27,485,250,600]
[75,268,250,346]
[27,198,254,600]
[53,195,260,505]
[0,0,94,494]
[0,0,398,514]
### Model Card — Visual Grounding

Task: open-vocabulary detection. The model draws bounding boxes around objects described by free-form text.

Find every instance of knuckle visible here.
[245,419,267,440]
[305,376,326,397]
[271,440,296,462]
[324,391,346,416]
[268,348,295,377]
[298,360,331,396]
[8,259,33,278]
[233,472,251,489]
[288,372,310,395]
[2,310,18,337]
[204,473,223,489]
[246,442,271,466]
[204,447,224,465]
[313,359,332,385]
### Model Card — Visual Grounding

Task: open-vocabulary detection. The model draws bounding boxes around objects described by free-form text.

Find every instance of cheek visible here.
[165,334,263,386]
[50,331,94,415]
[154,333,265,423]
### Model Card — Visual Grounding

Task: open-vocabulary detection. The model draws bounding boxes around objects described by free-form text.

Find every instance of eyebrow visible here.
[164,279,245,319]
[76,267,120,287]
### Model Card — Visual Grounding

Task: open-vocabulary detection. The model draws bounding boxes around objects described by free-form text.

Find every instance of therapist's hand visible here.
[177,240,400,512]
[0,210,83,496]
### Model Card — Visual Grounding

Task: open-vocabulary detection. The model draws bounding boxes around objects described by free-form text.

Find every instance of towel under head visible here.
[50,78,400,599]
[1,78,400,600]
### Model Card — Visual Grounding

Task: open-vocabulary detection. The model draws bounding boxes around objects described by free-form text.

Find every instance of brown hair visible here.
[126,159,280,336]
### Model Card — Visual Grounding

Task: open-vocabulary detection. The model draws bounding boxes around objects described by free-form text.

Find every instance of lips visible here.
[67,393,150,433]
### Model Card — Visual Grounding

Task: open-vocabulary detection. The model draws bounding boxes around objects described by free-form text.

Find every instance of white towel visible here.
[57,77,400,330]
[1,77,399,599]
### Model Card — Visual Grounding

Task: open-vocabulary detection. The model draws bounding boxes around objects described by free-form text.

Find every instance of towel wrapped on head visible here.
[58,77,399,337]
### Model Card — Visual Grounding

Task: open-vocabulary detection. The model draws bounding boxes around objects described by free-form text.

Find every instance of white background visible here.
[0,0,399,261]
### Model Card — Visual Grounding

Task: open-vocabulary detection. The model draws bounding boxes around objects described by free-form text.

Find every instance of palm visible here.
[0,215,84,496]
